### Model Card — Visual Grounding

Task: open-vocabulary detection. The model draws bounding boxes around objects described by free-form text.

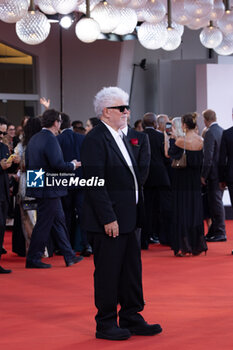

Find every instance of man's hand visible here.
[72,160,81,169]
[219,182,227,190]
[201,177,206,186]
[1,158,12,170]
[40,97,50,109]
[104,221,119,238]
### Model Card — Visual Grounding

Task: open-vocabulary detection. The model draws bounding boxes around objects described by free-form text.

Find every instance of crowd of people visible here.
[0,86,233,340]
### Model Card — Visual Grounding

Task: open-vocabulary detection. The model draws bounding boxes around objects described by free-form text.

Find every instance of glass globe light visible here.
[162,27,181,51]
[0,0,29,23]
[60,15,73,29]
[16,10,51,45]
[143,0,166,24]
[107,0,131,8]
[91,2,120,33]
[171,0,192,25]
[75,17,100,43]
[36,0,56,15]
[77,0,101,14]
[137,21,168,50]
[217,11,233,35]
[136,8,145,21]
[186,16,210,30]
[161,15,184,36]
[51,0,77,15]
[158,0,167,7]
[214,33,233,55]
[200,25,223,48]
[184,0,214,19]
[112,8,137,35]
[127,0,147,10]
[209,0,224,21]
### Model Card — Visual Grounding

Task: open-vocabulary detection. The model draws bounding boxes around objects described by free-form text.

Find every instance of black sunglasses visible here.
[0,131,7,136]
[107,105,130,113]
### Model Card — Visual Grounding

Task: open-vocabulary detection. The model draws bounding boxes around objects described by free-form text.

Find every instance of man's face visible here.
[0,124,7,142]
[204,118,209,128]
[53,115,62,135]
[103,98,130,131]
[7,125,15,138]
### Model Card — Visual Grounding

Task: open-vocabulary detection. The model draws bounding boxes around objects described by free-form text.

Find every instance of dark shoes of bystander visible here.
[80,244,92,257]
[205,235,227,242]
[26,261,52,269]
[0,266,12,274]
[65,256,83,267]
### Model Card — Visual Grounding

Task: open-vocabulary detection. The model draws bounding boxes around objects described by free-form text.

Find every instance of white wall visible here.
[196,63,233,130]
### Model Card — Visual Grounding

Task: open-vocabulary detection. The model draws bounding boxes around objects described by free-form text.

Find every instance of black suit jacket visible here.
[144,128,171,188]
[80,122,142,234]
[25,129,75,198]
[202,123,223,181]
[57,128,84,178]
[0,142,11,202]
[219,126,233,183]
[126,127,150,185]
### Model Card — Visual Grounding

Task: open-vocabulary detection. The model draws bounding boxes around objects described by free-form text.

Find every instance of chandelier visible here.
[0,0,233,55]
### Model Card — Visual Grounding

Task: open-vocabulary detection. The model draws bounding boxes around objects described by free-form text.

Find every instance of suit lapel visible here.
[123,134,137,168]
[123,134,141,184]
[103,130,129,168]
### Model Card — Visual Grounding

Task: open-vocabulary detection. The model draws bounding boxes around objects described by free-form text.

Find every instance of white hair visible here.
[93,87,129,117]
[157,114,168,126]
[172,117,185,138]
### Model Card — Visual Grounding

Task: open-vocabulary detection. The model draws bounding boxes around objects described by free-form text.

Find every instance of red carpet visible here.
[1,222,233,350]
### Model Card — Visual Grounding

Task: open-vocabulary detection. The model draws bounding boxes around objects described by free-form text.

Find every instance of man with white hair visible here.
[157,114,169,133]
[81,87,162,340]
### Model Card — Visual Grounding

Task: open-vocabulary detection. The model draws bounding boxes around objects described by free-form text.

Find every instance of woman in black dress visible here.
[168,113,208,256]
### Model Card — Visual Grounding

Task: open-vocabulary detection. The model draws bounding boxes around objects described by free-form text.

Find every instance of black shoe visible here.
[149,237,160,244]
[206,235,227,242]
[65,256,83,267]
[122,322,162,336]
[54,249,63,256]
[96,327,131,340]
[0,266,12,274]
[80,245,92,257]
[26,260,52,269]
[1,247,7,254]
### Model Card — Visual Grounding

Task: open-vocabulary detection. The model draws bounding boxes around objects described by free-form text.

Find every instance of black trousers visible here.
[141,187,160,247]
[27,197,76,263]
[61,189,88,247]
[88,230,144,331]
[0,200,8,258]
[142,186,172,246]
[207,179,226,236]
[227,183,233,212]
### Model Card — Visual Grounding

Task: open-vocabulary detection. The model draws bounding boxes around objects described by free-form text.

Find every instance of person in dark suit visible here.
[219,123,233,227]
[121,116,150,247]
[201,109,226,242]
[121,121,150,187]
[57,113,92,256]
[142,113,172,248]
[81,87,162,341]
[25,109,83,268]
[0,117,20,273]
